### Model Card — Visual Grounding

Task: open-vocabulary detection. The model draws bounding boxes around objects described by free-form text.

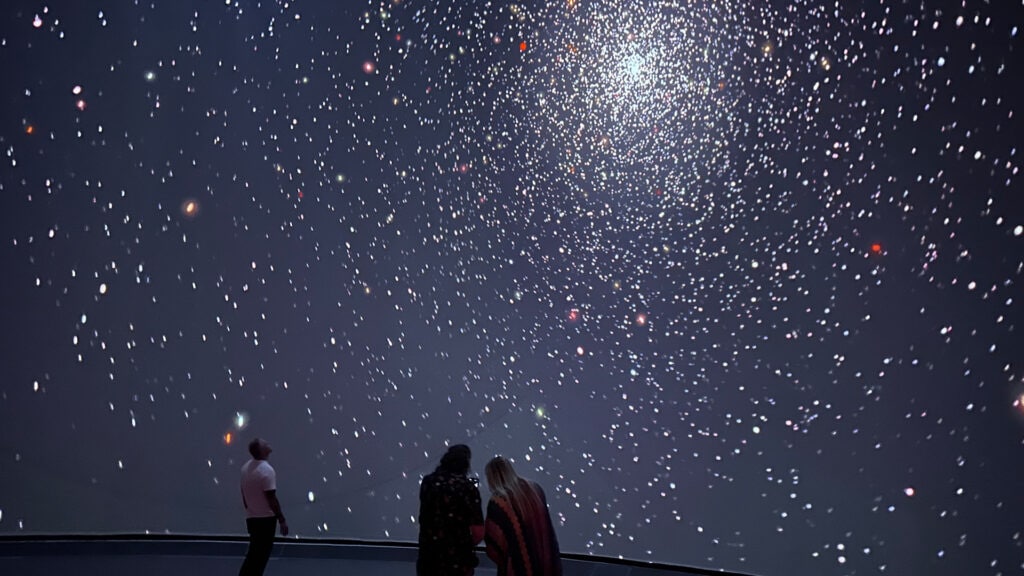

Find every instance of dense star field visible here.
[1,1,1023,575]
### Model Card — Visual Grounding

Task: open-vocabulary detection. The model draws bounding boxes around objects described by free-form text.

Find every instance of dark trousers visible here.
[417,556,475,576]
[239,516,277,576]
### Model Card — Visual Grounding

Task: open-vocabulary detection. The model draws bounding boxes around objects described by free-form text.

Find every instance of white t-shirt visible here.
[240,459,277,518]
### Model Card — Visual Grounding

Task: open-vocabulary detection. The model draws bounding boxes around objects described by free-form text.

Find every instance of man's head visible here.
[248,438,272,460]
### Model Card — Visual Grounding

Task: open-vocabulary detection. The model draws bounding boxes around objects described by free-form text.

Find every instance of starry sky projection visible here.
[1,1,1023,575]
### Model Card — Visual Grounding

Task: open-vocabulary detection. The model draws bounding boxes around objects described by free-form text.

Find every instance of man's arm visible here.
[469,483,484,544]
[265,490,289,536]
[470,524,484,544]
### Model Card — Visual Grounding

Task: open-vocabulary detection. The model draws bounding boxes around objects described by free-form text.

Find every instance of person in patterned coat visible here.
[418,444,485,576]
[483,456,562,576]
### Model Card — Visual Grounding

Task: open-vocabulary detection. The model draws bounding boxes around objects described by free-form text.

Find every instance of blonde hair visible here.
[485,456,534,513]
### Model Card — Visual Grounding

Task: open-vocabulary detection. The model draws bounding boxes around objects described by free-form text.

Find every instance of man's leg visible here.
[239,517,277,576]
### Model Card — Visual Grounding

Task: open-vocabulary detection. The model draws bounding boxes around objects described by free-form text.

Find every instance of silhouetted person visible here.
[418,444,485,576]
[484,456,561,576]
[239,438,288,576]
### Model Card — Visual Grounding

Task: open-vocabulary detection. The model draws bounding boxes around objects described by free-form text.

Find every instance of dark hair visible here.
[438,444,471,475]
[248,438,263,459]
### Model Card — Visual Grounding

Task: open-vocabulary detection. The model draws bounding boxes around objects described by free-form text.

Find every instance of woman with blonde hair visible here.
[483,456,562,576]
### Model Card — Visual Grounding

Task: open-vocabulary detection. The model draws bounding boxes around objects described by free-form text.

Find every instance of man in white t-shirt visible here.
[238,438,288,576]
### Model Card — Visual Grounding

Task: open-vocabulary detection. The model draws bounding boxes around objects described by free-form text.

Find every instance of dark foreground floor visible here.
[0,536,755,576]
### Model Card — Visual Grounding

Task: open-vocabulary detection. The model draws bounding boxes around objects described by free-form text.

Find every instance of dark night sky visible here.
[1,1,1023,575]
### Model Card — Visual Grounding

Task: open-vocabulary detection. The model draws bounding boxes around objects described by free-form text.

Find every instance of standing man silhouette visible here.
[239,438,289,576]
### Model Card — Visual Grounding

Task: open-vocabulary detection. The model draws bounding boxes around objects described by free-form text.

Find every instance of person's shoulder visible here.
[462,477,481,496]
[248,459,274,477]
[526,479,545,495]
[445,472,476,487]
[422,471,449,493]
